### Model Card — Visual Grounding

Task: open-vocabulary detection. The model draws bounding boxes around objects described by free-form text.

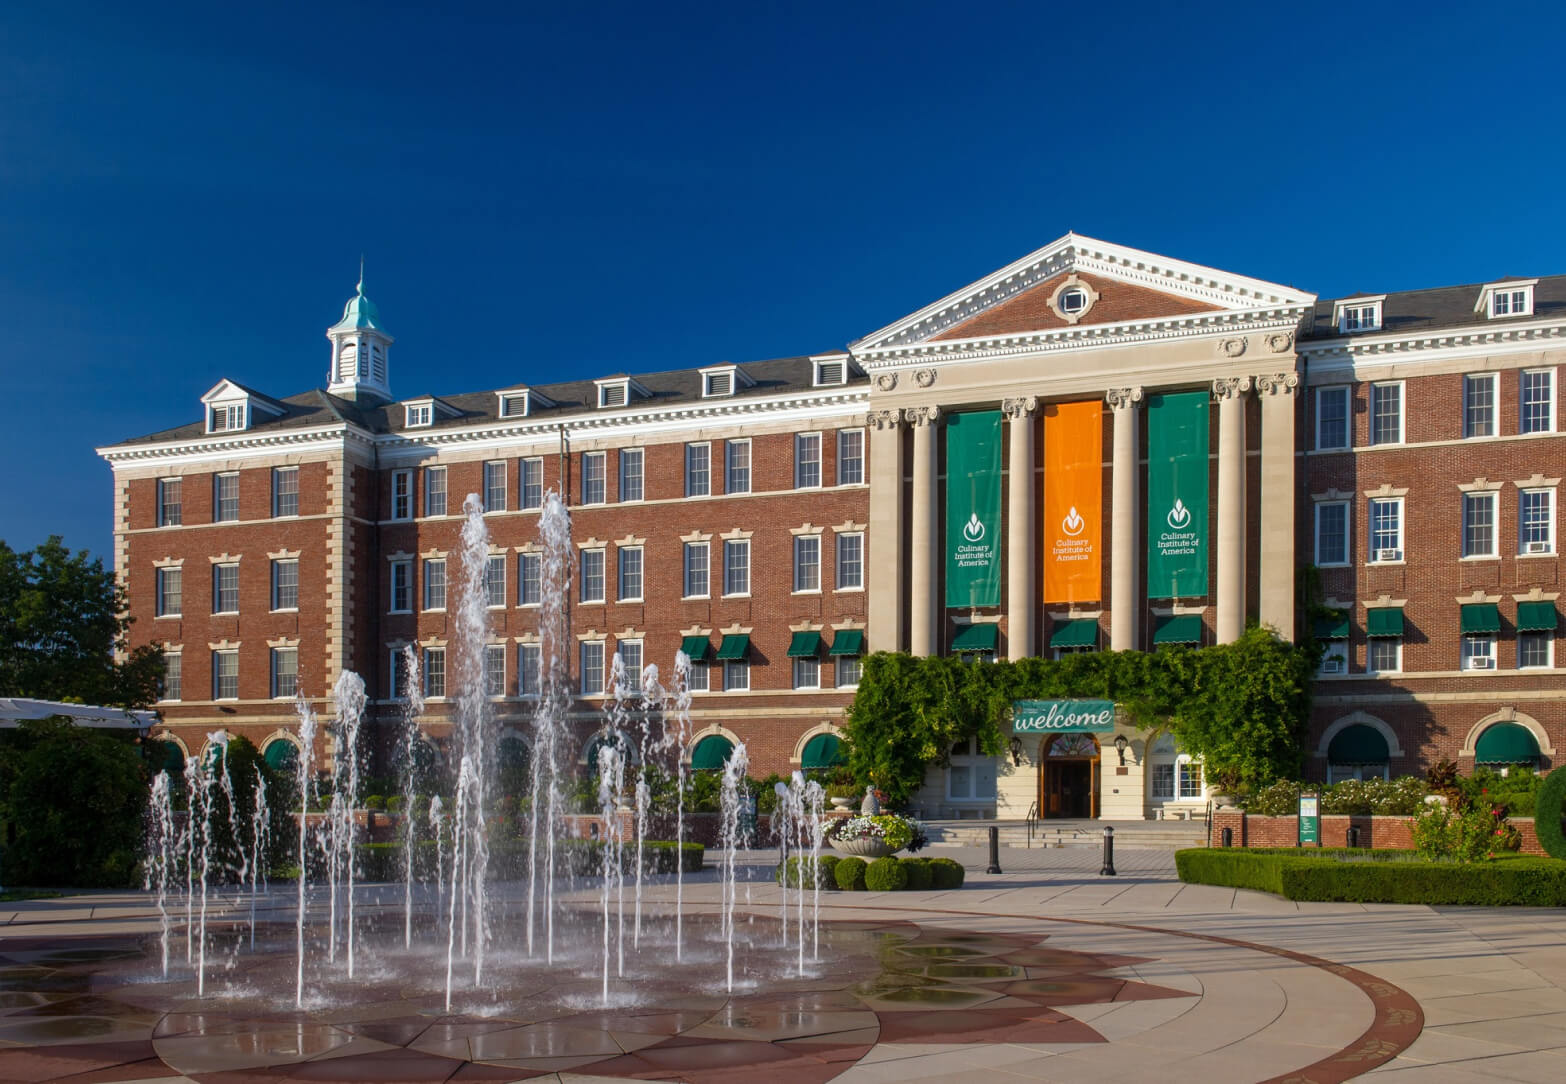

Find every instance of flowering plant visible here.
[825,813,927,853]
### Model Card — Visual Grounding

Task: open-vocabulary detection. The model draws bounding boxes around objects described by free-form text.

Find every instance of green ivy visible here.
[1536,769,1566,860]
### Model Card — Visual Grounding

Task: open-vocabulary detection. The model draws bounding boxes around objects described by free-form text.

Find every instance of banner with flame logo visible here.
[1042,400,1103,602]
[1147,391,1210,599]
[945,410,1002,608]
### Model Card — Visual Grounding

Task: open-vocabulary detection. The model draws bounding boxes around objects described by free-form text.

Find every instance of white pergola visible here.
[0,698,157,733]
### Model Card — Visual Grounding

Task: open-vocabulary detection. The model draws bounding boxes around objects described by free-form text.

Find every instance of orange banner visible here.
[1042,401,1103,603]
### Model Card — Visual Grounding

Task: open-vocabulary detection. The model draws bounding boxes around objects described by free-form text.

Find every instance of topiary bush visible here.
[834,856,867,891]
[775,854,839,888]
[864,856,908,892]
[928,857,965,889]
[901,857,932,890]
[1536,768,1566,860]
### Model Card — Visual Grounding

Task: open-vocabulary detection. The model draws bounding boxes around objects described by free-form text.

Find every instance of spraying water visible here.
[144,771,176,977]
[453,493,496,984]
[330,671,367,978]
[596,742,627,1005]
[397,645,426,949]
[526,490,573,963]
[248,767,270,949]
[666,652,693,960]
[293,698,318,1009]
[719,743,750,992]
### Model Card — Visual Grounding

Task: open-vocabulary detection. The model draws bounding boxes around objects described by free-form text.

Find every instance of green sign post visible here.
[945,410,1003,607]
[1146,391,1210,599]
[1012,699,1117,733]
[1298,792,1321,847]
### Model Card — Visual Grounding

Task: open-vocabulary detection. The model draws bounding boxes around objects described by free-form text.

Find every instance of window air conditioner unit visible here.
[1525,541,1552,554]
[1469,656,1495,670]
[1321,657,1346,675]
[1375,548,1403,562]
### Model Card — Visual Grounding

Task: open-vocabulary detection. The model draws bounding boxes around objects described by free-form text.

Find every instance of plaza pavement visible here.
[0,845,1563,1082]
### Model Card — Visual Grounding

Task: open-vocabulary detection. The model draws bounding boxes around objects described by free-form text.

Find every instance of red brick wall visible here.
[1210,810,1546,856]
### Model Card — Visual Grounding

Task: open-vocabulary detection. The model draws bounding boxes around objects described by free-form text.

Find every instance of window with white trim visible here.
[156,567,182,617]
[1370,382,1403,445]
[214,472,240,522]
[1462,492,1497,558]
[683,542,709,598]
[499,391,529,418]
[725,440,750,494]
[723,539,749,596]
[518,552,541,606]
[836,532,863,589]
[520,458,543,510]
[616,639,642,685]
[836,655,862,688]
[1462,633,1497,671]
[483,461,506,512]
[1318,637,1349,677]
[161,650,181,702]
[1338,300,1382,333]
[685,443,710,497]
[1463,373,1497,438]
[1314,502,1349,567]
[208,402,246,433]
[271,647,298,699]
[1490,285,1533,317]
[581,452,606,505]
[390,560,411,613]
[794,433,822,489]
[518,643,541,695]
[423,647,446,698]
[423,558,446,611]
[947,736,997,801]
[424,466,447,517]
[405,403,432,428]
[1519,631,1554,669]
[391,470,412,520]
[619,449,644,502]
[1176,755,1204,799]
[271,559,299,610]
[580,549,605,603]
[837,429,864,485]
[212,562,239,614]
[1520,488,1555,554]
[580,641,605,696]
[212,649,239,700]
[793,656,820,690]
[157,478,183,526]
[484,644,506,697]
[485,555,506,608]
[793,535,821,592]
[272,467,299,517]
[618,546,643,601]
[687,661,709,692]
[1367,637,1402,674]
[1368,498,1403,562]
[1315,386,1350,451]
[1521,369,1555,434]
[722,658,749,692]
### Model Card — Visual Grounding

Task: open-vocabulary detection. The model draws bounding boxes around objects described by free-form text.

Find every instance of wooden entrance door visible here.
[1037,733,1101,819]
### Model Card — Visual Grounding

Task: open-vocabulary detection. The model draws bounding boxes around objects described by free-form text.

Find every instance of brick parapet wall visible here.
[1209,810,1546,856]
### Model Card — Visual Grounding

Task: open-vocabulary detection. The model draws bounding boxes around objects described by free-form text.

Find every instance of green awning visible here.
[1313,614,1350,640]
[801,733,846,770]
[829,628,865,656]
[679,635,711,661]
[153,740,185,774]
[715,633,750,660]
[263,740,298,773]
[690,734,734,771]
[1516,601,1559,632]
[1366,608,1404,637]
[1475,722,1540,765]
[1049,618,1099,649]
[1328,724,1389,764]
[1459,603,1501,634]
[1152,614,1203,645]
[787,630,822,657]
[951,623,999,653]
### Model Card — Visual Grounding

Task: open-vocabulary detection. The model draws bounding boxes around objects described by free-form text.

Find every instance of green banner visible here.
[1147,391,1210,599]
[1012,699,1116,733]
[945,410,1003,607]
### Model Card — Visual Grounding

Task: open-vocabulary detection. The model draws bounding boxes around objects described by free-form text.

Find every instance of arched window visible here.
[800,733,845,771]
[1326,724,1390,782]
[338,342,357,381]
[371,344,385,382]
[582,731,636,772]
[262,737,299,775]
[150,738,185,776]
[1147,734,1203,804]
[690,734,735,772]
[1475,722,1541,768]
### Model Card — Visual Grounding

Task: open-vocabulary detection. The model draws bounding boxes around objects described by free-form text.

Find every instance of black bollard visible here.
[986,825,1002,874]
[1347,825,1360,849]
[1099,825,1116,876]
[1221,826,1233,848]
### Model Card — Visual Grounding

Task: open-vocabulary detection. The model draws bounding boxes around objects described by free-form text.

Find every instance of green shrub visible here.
[928,857,965,889]
[775,854,839,888]
[386,795,404,814]
[834,856,867,891]
[901,857,932,890]
[1244,776,1430,817]
[865,856,908,891]
[364,795,386,811]
[1536,769,1566,860]
[1176,848,1566,905]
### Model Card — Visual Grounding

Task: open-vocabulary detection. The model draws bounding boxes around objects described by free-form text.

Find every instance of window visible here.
[1521,369,1555,434]
[1318,638,1349,677]
[499,392,529,418]
[580,549,605,603]
[836,533,864,589]
[813,357,847,386]
[483,461,506,512]
[391,650,410,700]
[520,458,543,510]
[1462,634,1497,671]
[793,656,820,689]
[214,473,240,522]
[423,558,446,611]
[725,440,751,494]
[1370,383,1403,445]
[391,470,412,520]
[619,449,644,502]
[1151,762,1175,800]
[597,381,628,408]
[405,403,433,428]
[1520,488,1555,553]
[1490,285,1534,317]
[722,540,749,596]
[683,542,709,598]
[1177,757,1204,800]
[1059,288,1088,315]
[1314,502,1349,566]
[581,452,606,504]
[836,655,862,688]
[157,478,182,526]
[703,370,733,397]
[424,647,446,698]
[1338,300,1382,333]
[687,662,709,692]
[518,552,541,606]
[209,402,246,432]
[1462,492,1497,558]
[156,567,182,617]
[484,645,505,697]
[518,643,541,695]
[271,559,299,610]
[390,560,412,613]
[1316,386,1350,450]
[616,640,642,684]
[1463,374,1497,438]
[424,467,447,517]
[271,648,298,699]
[1369,498,1403,562]
[947,736,997,801]
[723,659,749,692]
[161,651,181,701]
[272,467,299,517]
[795,433,822,488]
[685,443,710,497]
[1519,631,1554,669]
[212,563,239,614]
[793,535,821,592]
[212,650,239,699]
[618,546,643,601]
[485,555,506,607]
[837,430,864,485]
[581,642,605,696]
[1367,637,1402,674]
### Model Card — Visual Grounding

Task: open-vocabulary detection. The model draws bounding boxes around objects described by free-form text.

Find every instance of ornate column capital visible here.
[1001,396,1039,420]
[904,405,942,427]
[1105,386,1144,410]
[868,408,903,431]
[1254,371,1302,397]
[1211,376,1253,401]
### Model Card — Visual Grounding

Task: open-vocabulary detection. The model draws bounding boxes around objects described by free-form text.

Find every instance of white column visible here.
[1003,397,1039,660]
[1213,376,1251,644]
[1106,387,1143,651]
[907,406,941,656]
[867,409,905,653]
[1256,371,1300,639]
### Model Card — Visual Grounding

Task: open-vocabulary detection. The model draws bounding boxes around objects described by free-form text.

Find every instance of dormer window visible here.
[208,403,247,433]
[200,379,282,435]
[499,392,530,418]
[812,355,848,387]
[599,381,628,408]
[405,402,433,428]
[1479,279,1536,319]
[700,364,752,398]
[1335,296,1385,334]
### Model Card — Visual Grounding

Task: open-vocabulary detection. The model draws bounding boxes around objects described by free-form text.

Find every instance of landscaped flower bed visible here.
[824,813,928,857]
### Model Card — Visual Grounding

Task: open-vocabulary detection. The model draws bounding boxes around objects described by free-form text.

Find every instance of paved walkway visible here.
[0,848,1561,1082]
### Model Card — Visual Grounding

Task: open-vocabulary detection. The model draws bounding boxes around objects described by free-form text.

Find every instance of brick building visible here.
[98,236,1564,819]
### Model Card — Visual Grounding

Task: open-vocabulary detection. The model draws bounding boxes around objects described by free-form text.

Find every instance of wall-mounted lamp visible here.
[1114,734,1129,766]
[1008,735,1024,766]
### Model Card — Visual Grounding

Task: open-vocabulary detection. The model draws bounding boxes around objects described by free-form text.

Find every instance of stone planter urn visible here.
[829,796,853,810]
[829,836,898,859]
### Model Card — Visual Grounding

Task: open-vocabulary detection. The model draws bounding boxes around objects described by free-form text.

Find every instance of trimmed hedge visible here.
[834,856,867,891]
[775,854,840,888]
[901,857,932,890]
[1176,847,1566,905]
[1537,770,1566,860]
[865,856,909,891]
[928,856,966,889]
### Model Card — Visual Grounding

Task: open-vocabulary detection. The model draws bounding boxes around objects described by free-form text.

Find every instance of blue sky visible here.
[3,1,1563,560]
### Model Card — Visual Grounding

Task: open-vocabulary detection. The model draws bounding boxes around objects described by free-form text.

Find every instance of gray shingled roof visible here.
[1301,274,1566,341]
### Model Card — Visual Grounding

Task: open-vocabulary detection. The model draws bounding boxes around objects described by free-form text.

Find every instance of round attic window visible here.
[1058,288,1088,314]
[1047,274,1100,324]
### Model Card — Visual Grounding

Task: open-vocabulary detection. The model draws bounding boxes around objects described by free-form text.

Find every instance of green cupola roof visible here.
[330,269,388,334]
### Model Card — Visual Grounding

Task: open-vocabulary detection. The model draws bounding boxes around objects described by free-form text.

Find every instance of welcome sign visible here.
[945,410,1002,607]
[1042,400,1103,602]
[1147,391,1210,599]
[1012,699,1117,733]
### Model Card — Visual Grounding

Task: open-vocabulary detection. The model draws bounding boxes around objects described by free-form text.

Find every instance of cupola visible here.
[326,266,394,402]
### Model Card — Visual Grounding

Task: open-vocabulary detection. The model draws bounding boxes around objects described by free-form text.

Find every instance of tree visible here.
[0,536,163,708]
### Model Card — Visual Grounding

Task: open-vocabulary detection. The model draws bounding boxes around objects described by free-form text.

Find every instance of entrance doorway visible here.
[1038,733,1100,819]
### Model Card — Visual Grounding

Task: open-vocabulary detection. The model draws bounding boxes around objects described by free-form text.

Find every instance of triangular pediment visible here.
[852,233,1316,352]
